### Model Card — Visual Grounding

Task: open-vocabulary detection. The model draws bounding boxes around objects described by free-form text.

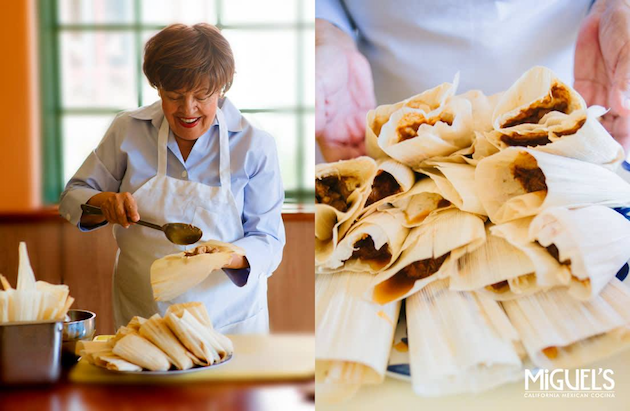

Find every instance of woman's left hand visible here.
[223,253,250,270]
[574,0,630,150]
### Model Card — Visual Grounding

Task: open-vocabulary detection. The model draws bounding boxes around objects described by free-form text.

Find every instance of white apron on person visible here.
[112,108,269,333]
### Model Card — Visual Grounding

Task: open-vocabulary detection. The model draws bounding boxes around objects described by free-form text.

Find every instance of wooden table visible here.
[0,367,315,411]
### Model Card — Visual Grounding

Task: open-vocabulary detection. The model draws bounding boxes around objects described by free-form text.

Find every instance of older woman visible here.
[59,23,285,333]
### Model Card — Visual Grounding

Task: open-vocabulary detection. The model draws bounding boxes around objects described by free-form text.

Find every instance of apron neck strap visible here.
[216,108,232,192]
[157,118,169,176]
[157,108,232,191]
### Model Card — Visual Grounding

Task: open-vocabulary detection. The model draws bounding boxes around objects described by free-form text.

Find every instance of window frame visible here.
[39,0,314,205]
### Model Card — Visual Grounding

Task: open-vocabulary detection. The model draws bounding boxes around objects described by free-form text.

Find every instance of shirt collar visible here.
[128,97,244,132]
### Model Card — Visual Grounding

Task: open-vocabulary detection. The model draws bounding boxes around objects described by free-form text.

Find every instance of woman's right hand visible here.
[316,19,376,162]
[81,192,140,229]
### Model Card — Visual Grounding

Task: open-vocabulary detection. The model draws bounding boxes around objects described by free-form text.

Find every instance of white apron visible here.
[112,108,269,333]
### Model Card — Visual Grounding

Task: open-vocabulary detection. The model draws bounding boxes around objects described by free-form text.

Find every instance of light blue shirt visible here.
[59,97,286,283]
[317,0,591,104]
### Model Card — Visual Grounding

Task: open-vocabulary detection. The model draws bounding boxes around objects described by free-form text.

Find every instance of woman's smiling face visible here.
[160,79,219,141]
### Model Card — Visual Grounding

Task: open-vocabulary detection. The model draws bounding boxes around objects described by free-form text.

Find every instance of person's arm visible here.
[222,131,286,286]
[574,0,630,149]
[316,17,376,162]
[59,114,136,230]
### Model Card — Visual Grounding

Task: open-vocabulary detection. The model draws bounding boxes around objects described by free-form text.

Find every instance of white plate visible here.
[101,353,233,375]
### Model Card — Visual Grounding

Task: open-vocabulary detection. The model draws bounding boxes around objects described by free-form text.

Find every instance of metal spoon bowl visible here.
[81,204,203,245]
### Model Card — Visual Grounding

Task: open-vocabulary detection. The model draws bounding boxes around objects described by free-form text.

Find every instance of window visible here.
[39,0,314,204]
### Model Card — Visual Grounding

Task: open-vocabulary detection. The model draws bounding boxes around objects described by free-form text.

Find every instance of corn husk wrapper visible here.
[489,217,571,290]
[370,209,486,304]
[476,147,630,224]
[165,302,232,352]
[382,178,453,227]
[110,325,138,344]
[377,97,474,169]
[76,339,113,357]
[112,333,171,371]
[407,279,523,396]
[127,316,147,332]
[315,157,378,265]
[83,345,143,372]
[492,66,586,131]
[150,240,245,302]
[17,242,36,291]
[316,272,400,403]
[470,131,500,164]
[165,309,232,365]
[166,302,234,353]
[96,353,144,372]
[316,212,409,274]
[1,242,76,322]
[359,159,415,218]
[418,162,486,216]
[530,206,630,300]
[449,225,544,300]
[139,314,194,370]
[0,291,11,322]
[486,106,623,170]
[502,279,630,369]
[366,75,460,159]
[457,90,502,133]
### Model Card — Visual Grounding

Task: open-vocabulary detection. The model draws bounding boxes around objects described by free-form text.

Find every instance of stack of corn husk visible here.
[0,242,74,322]
[77,302,233,372]
[315,66,630,400]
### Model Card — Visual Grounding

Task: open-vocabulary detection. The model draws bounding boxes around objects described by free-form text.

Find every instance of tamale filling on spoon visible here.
[315,175,360,212]
[365,171,402,206]
[184,245,220,257]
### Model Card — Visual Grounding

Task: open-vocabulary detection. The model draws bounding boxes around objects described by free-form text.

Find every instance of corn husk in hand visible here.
[150,240,245,302]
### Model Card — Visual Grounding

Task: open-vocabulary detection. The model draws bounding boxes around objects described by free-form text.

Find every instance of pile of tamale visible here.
[315,66,630,400]
[0,242,74,322]
[78,302,233,372]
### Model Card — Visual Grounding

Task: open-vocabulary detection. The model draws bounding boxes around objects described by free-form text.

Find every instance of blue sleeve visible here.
[316,0,355,36]
[225,130,286,286]
[58,114,127,231]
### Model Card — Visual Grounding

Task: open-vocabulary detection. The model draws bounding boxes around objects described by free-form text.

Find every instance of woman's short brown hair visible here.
[143,23,235,95]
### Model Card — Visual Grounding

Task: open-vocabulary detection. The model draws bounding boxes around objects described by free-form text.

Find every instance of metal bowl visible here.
[62,309,96,361]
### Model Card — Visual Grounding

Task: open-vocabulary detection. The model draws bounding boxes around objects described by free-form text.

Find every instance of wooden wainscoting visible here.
[0,211,314,334]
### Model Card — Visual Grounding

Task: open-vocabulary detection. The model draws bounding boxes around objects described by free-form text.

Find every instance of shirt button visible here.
[182,171,188,178]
